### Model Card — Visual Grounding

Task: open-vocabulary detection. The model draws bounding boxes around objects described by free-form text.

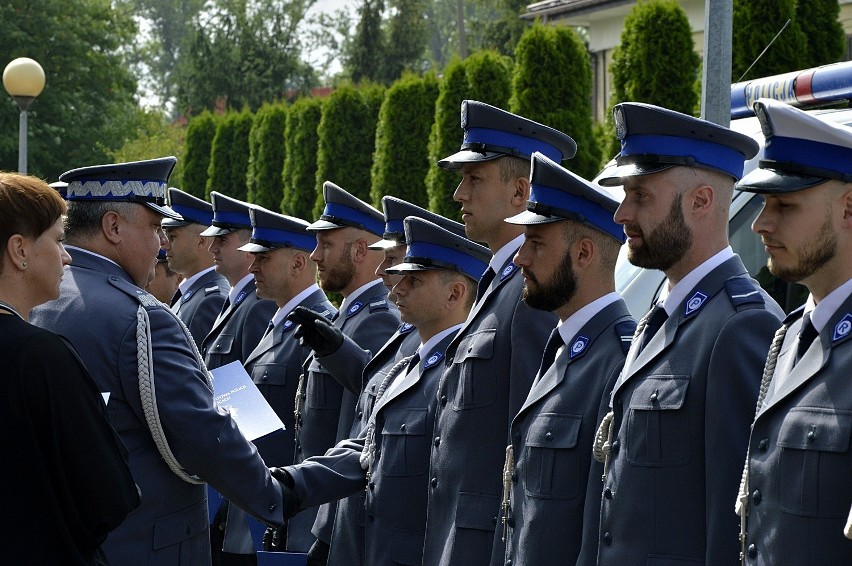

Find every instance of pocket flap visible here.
[152,499,208,549]
[381,408,427,436]
[454,492,499,531]
[778,408,852,452]
[526,413,581,449]
[455,329,495,363]
[251,362,286,385]
[210,333,235,355]
[307,358,329,375]
[629,375,689,410]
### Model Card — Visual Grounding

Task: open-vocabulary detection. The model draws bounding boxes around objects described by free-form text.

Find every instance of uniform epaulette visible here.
[368,297,390,312]
[614,320,637,355]
[204,285,223,295]
[724,276,765,311]
[107,275,163,308]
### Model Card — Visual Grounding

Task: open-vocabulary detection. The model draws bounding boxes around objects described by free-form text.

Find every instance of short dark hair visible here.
[0,173,67,269]
[498,155,531,184]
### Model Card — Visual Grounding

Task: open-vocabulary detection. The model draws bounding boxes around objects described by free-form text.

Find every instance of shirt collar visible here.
[339,279,382,313]
[272,284,323,326]
[488,234,524,274]
[660,246,734,315]
[557,292,621,345]
[805,277,852,332]
[178,266,217,294]
[418,323,464,359]
[228,273,255,303]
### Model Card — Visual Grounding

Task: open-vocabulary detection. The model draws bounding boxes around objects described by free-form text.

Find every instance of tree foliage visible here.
[106,111,187,187]
[511,24,599,179]
[207,109,253,200]
[314,84,385,217]
[606,0,700,159]
[282,97,324,219]
[182,111,218,198]
[176,0,316,116]
[371,73,439,208]
[0,0,144,180]
[796,0,845,69]
[247,102,288,210]
[346,0,386,84]
[732,0,806,82]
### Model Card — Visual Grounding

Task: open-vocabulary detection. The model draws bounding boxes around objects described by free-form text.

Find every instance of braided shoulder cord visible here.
[137,304,204,485]
[360,355,415,472]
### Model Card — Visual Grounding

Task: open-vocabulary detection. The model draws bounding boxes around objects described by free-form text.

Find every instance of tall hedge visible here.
[511,24,600,179]
[606,0,700,160]
[370,73,439,209]
[733,0,805,82]
[247,102,288,211]
[207,109,254,201]
[314,83,385,217]
[281,97,324,219]
[796,0,845,69]
[182,111,218,199]
[425,51,513,218]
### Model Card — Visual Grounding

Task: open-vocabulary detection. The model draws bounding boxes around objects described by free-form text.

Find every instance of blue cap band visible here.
[322,202,385,236]
[171,203,213,226]
[529,184,624,242]
[385,218,405,235]
[213,210,251,228]
[252,227,316,251]
[621,134,747,179]
[464,127,565,163]
[405,241,489,281]
[765,135,852,177]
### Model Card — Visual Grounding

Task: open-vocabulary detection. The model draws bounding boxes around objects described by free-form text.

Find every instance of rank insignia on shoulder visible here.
[424,352,443,368]
[137,291,162,308]
[833,313,852,342]
[347,301,364,316]
[684,291,708,317]
[399,322,415,333]
[570,335,589,359]
[500,263,517,281]
[204,286,220,295]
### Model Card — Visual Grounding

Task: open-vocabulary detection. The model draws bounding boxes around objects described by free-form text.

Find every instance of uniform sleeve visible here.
[21,332,139,551]
[317,334,373,395]
[118,306,284,526]
[285,437,368,510]
[704,307,779,563]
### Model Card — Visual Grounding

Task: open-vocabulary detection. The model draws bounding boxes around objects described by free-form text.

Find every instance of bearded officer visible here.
[495,152,635,565]
[30,158,291,566]
[589,103,785,564]
[735,99,852,565]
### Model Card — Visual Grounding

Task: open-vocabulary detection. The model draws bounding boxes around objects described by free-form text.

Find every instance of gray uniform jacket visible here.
[421,256,558,566]
[743,291,852,565]
[321,324,421,564]
[497,299,635,566]
[244,287,336,467]
[201,279,277,370]
[287,280,399,551]
[30,252,283,566]
[287,332,458,565]
[593,256,784,565]
[171,268,229,347]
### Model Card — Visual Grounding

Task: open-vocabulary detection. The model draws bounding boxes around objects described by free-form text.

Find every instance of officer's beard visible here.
[523,248,578,312]
[626,192,692,271]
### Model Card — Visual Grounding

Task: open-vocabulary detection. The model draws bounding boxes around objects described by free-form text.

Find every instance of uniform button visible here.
[650,390,658,402]
[747,544,757,559]
[400,423,406,431]
[758,438,768,451]
[369,481,375,490]
[440,395,447,406]
[434,436,440,447]
[431,478,438,488]
[611,440,620,454]
[604,488,613,500]
[511,472,518,484]
[269,503,277,512]
[506,560,512,566]
[357,411,363,419]
[752,490,762,505]
[603,532,612,545]
[544,431,553,441]
[468,347,473,353]
[262,374,268,381]
[807,429,816,442]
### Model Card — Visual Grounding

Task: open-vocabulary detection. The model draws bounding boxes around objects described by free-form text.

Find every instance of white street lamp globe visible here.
[3,57,46,98]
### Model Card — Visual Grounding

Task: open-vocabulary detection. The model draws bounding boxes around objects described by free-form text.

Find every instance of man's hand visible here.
[288,306,343,356]
[263,467,302,552]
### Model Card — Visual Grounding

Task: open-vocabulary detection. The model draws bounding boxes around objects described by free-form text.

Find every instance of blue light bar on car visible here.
[731,61,852,119]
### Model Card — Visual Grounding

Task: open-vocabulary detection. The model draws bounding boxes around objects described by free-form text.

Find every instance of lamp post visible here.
[3,57,45,175]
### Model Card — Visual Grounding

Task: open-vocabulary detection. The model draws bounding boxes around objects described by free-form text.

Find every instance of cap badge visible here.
[614,106,627,140]
[684,291,708,317]
[570,336,589,359]
[832,314,851,342]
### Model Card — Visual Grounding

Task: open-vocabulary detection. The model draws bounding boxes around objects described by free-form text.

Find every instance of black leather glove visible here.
[288,306,343,356]
[306,539,330,566]
[262,467,302,552]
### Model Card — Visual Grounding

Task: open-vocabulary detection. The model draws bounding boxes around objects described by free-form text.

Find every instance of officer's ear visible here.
[511,176,531,207]
[5,233,27,272]
[291,251,307,273]
[102,211,123,244]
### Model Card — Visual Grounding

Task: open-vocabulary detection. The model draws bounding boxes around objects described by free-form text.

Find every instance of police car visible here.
[609,61,852,317]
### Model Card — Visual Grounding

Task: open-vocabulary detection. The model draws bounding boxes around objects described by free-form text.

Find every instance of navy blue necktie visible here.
[476,268,496,302]
[637,304,668,354]
[169,288,182,307]
[795,312,818,363]
[537,328,563,378]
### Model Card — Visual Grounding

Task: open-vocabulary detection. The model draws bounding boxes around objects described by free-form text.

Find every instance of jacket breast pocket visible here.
[451,328,496,410]
[252,362,288,406]
[208,333,235,357]
[380,408,429,477]
[523,413,582,499]
[776,407,852,517]
[626,375,690,467]
[306,360,338,410]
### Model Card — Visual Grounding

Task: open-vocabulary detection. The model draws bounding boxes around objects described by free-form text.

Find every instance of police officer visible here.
[494,152,635,565]
[735,99,852,564]
[311,196,471,566]
[161,188,229,345]
[200,192,276,370]
[287,181,400,555]
[269,216,490,565]
[590,103,785,564]
[422,101,575,565]
[30,158,292,566]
